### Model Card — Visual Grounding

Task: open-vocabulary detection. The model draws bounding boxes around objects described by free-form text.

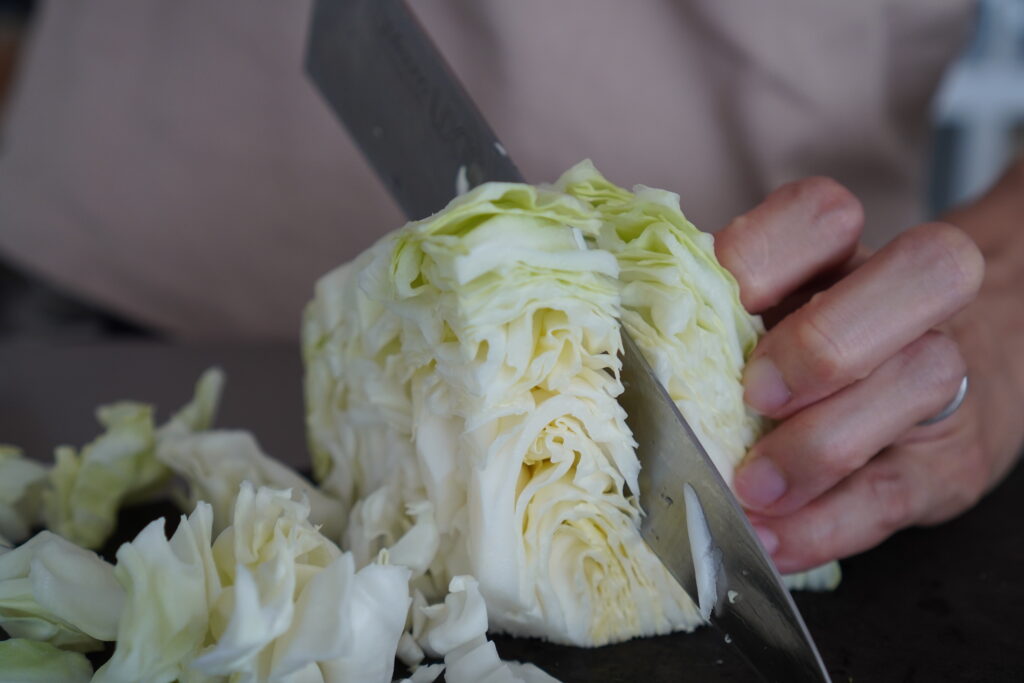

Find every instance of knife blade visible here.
[305,0,521,218]
[304,2,830,681]
[619,332,831,682]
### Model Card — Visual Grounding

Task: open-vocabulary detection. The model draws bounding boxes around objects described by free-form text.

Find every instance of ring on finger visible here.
[918,375,969,426]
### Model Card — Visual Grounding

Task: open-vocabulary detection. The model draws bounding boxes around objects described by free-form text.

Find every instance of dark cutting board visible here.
[2,342,1022,682]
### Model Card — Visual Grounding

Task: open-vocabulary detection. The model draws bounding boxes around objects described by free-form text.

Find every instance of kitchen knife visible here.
[304,1,830,681]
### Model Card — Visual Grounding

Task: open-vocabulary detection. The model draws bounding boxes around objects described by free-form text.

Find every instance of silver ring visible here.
[918,375,969,426]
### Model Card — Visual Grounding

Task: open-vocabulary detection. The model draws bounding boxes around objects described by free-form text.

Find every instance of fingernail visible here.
[743,356,791,414]
[735,457,788,510]
[752,525,779,555]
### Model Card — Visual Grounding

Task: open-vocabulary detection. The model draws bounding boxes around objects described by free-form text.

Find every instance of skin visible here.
[714,158,1024,574]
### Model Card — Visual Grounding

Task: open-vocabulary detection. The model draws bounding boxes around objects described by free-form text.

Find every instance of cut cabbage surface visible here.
[303,161,830,646]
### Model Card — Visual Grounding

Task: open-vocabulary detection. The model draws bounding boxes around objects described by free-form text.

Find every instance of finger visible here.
[715,177,863,313]
[743,222,984,418]
[748,448,929,573]
[752,413,988,574]
[735,331,966,514]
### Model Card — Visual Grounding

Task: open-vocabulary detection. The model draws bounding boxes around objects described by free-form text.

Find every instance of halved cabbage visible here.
[302,162,823,646]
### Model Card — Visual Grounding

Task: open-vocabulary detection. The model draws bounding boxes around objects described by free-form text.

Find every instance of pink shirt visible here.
[0,0,975,339]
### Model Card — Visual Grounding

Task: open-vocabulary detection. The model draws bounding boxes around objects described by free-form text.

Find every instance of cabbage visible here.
[92,504,219,683]
[304,161,837,647]
[557,161,765,482]
[416,576,561,683]
[156,430,346,539]
[0,639,93,683]
[89,484,410,683]
[0,446,48,545]
[0,531,123,651]
[41,368,224,549]
[782,562,842,591]
[42,403,158,550]
[188,484,411,683]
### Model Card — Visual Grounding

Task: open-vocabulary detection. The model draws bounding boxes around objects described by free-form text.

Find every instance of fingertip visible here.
[735,455,788,511]
[742,355,791,415]
[751,524,780,555]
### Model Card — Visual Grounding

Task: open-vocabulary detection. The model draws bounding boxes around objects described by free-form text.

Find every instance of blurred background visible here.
[0,0,147,340]
[1,0,1022,343]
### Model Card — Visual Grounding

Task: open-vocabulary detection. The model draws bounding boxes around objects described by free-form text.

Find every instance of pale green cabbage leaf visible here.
[0,639,93,683]
[0,446,48,546]
[41,368,224,549]
[0,530,123,651]
[92,503,220,683]
[156,430,346,540]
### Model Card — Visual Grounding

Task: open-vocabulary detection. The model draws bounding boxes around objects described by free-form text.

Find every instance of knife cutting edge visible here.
[304,1,830,680]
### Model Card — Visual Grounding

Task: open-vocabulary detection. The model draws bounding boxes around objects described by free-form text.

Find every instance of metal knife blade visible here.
[305,0,521,219]
[305,2,830,681]
[620,332,830,682]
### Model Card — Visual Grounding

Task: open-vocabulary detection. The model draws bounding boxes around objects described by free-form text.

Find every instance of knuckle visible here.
[804,177,864,245]
[716,215,767,309]
[865,466,917,531]
[795,176,851,205]
[802,515,842,566]
[791,305,853,385]
[905,331,967,398]
[803,429,860,481]
[902,223,986,303]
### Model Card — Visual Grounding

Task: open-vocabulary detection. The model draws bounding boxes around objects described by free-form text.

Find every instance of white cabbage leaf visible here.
[156,430,346,540]
[397,662,445,683]
[0,531,123,651]
[92,503,220,683]
[89,483,410,683]
[0,445,48,546]
[158,368,226,439]
[782,562,842,591]
[41,368,224,549]
[418,576,561,683]
[0,639,93,683]
[181,484,410,683]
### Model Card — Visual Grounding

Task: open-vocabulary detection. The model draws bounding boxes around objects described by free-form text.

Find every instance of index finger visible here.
[715,177,863,313]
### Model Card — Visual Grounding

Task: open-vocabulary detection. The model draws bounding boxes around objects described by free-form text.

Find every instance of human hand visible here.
[713,176,1022,573]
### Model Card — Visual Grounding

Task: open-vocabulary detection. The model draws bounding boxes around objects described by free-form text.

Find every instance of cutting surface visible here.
[2,342,1022,682]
